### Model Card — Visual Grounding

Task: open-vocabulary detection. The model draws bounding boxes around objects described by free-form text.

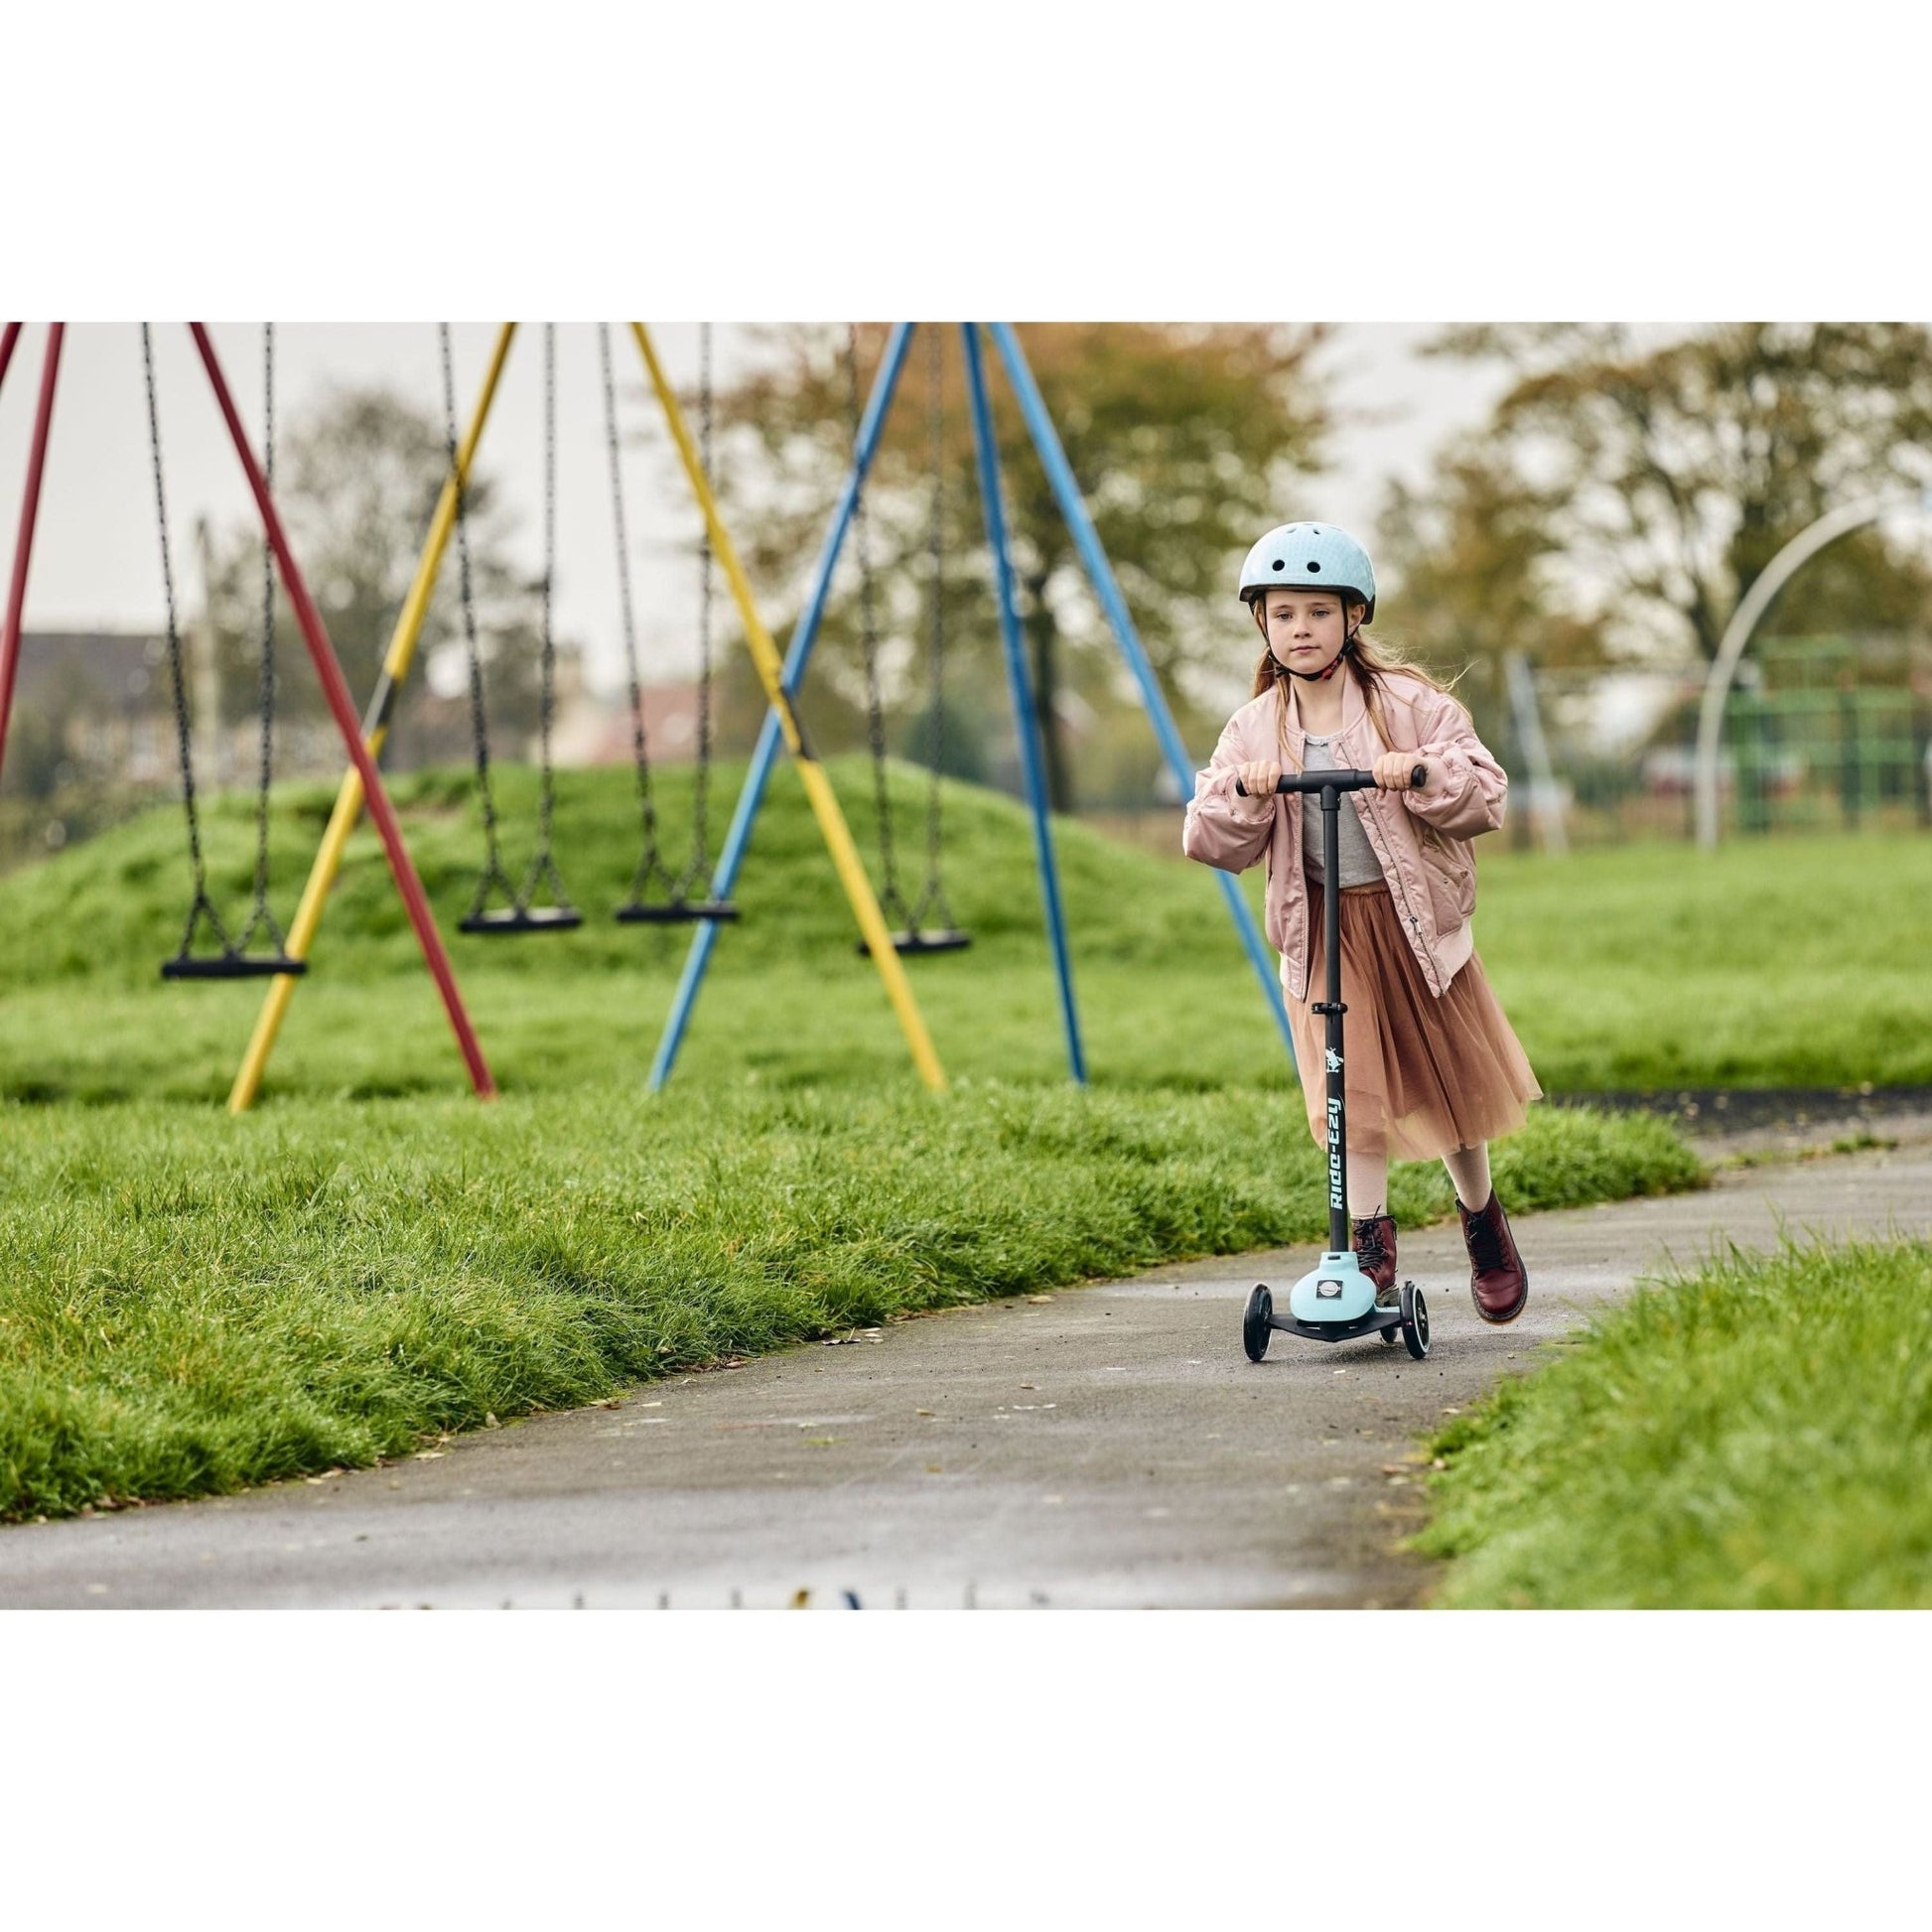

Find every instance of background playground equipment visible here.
[603,324,739,927]
[213,321,943,1110]
[1722,637,1930,836]
[646,322,1296,1093]
[140,323,304,979]
[447,324,581,936]
[844,324,969,957]
[1694,489,1932,849]
[0,321,497,1100]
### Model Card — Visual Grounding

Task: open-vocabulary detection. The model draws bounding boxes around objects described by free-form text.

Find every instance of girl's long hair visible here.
[1248,600,1464,762]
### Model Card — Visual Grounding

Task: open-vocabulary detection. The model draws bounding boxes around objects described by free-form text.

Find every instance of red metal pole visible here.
[0,323,24,398]
[187,323,498,1101]
[0,324,64,788]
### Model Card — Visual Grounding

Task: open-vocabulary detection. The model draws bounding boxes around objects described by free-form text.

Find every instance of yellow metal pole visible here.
[227,323,518,1114]
[626,322,948,1094]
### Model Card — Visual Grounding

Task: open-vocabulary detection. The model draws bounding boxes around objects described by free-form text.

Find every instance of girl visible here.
[1182,523,1539,1323]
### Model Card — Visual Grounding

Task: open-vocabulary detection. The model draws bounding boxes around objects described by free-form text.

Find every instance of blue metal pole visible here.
[647,322,918,1091]
[961,324,1086,1084]
[985,322,1297,1068]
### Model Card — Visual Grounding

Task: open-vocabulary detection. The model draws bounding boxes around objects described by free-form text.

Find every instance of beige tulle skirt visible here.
[1285,875,1543,1161]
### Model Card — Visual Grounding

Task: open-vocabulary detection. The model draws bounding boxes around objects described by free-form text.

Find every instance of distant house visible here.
[554,680,704,767]
[10,635,722,793]
[7,630,177,787]
[5,628,334,792]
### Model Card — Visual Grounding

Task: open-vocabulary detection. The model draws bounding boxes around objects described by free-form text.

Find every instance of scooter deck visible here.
[1268,1308,1403,1345]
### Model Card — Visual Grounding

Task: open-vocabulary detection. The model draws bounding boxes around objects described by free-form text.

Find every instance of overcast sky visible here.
[0,322,1506,697]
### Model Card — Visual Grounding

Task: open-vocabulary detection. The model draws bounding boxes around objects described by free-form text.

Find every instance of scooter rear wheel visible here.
[1243,1285,1273,1363]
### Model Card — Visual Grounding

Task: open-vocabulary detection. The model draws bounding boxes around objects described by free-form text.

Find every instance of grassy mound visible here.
[0,757,1307,1101]
[1418,1236,1932,1607]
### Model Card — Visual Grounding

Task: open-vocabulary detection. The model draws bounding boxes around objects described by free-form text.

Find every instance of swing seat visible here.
[855,927,973,958]
[615,898,741,925]
[162,952,309,981]
[460,904,585,935]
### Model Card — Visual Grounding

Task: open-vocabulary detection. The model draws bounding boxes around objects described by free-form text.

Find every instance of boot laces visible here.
[1463,1204,1506,1273]
[1352,1217,1390,1272]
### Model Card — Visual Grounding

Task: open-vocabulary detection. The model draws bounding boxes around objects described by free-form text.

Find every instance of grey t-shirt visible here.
[1301,736,1386,887]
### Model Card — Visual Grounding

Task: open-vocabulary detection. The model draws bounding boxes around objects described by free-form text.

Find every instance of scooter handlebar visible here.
[1234,764,1428,796]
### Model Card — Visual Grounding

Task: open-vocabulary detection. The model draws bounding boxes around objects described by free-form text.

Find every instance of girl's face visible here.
[1259,591,1362,675]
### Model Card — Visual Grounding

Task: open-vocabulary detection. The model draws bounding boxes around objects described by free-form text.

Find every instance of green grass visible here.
[0,758,1775,1523]
[0,758,1312,1101]
[1471,833,1932,1090]
[0,760,1923,1099]
[1417,1237,1932,1607]
[0,1088,1701,1522]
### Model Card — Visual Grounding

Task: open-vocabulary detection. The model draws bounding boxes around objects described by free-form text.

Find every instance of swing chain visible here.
[234,323,291,957]
[443,324,514,922]
[676,321,718,900]
[910,324,961,938]
[515,322,576,917]
[603,323,678,907]
[143,324,231,962]
[846,324,908,926]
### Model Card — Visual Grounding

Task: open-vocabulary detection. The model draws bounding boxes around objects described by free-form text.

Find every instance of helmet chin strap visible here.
[1275,620,1361,682]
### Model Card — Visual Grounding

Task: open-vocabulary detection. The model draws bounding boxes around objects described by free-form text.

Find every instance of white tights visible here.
[1345,1143,1492,1222]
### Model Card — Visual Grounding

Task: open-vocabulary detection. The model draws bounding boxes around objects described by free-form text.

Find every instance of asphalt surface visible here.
[5,1131,1929,1610]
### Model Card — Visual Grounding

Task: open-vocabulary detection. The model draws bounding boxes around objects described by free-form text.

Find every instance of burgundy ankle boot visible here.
[1456,1189,1528,1323]
[1351,1213,1399,1305]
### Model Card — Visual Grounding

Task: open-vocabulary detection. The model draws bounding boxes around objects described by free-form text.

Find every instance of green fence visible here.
[1726,637,1931,836]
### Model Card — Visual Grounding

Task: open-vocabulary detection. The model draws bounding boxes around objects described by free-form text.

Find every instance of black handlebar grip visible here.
[1233,764,1430,797]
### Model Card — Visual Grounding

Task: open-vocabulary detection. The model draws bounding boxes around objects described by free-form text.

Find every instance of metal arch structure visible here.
[646,321,1299,1092]
[1694,486,1932,849]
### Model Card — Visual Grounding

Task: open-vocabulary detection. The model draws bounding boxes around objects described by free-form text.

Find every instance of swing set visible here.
[640,323,1295,1092]
[142,324,306,980]
[0,321,952,1104]
[1,321,496,1097]
[0,321,1293,1104]
[435,323,754,936]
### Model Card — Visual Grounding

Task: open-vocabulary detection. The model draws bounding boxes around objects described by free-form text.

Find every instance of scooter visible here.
[1237,763,1432,1363]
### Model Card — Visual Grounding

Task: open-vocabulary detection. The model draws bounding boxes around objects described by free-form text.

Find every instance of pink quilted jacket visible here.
[1181,668,1508,1002]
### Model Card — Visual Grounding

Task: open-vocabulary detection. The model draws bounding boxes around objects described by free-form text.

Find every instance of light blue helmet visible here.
[1239,522,1377,624]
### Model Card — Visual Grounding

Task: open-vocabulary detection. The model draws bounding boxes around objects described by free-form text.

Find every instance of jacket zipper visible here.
[1357,769,1440,997]
[1289,720,1443,1000]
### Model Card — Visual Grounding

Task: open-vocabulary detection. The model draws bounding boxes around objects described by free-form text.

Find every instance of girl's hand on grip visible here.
[1373,751,1420,789]
[1237,759,1282,797]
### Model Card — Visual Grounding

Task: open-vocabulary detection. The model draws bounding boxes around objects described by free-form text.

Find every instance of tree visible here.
[203,383,564,772]
[698,324,1333,809]
[1402,324,1932,667]
[1377,441,1615,749]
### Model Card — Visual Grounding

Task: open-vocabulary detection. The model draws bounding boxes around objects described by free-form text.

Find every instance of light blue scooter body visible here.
[1288,1250,1377,1325]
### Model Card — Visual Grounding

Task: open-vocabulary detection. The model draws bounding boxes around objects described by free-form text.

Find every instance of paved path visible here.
[4,1136,1928,1609]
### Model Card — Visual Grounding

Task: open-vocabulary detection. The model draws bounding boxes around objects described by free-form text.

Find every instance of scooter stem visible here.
[1231,764,1426,1251]
[1314,785,1348,1252]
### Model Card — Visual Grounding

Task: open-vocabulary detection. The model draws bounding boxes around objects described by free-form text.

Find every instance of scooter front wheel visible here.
[1243,1285,1273,1363]
[1400,1281,1431,1360]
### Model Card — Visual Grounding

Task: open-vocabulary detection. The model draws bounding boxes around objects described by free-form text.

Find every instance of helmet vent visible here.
[1306,561,1321,573]
[1271,558,1284,572]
